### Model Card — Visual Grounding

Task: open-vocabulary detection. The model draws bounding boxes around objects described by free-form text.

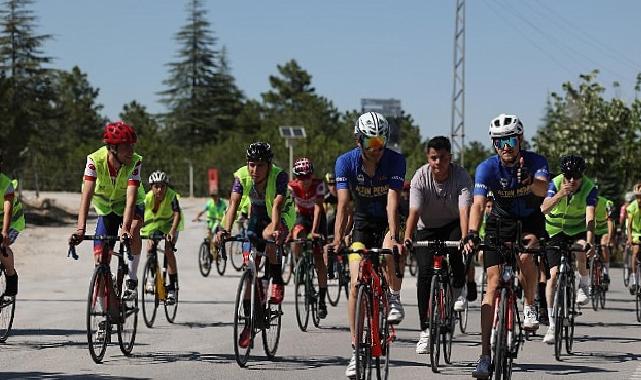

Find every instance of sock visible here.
[243,299,251,318]
[390,289,400,297]
[128,254,141,282]
[547,307,554,327]
[603,263,609,274]
[169,273,178,287]
[319,287,327,304]
[270,264,283,285]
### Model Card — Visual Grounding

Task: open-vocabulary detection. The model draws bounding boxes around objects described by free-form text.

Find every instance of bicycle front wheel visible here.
[636,277,641,322]
[428,276,441,373]
[623,248,631,287]
[86,268,108,363]
[230,240,244,272]
[142,259,158,328]
[310,263,321,328]
[0,267,16,343]
[375,296,391,380]
[552,274,565,361]
[409,254,417,277]
[493,288,507,380]
[458,282,469,334]
[443,284,454,365]
[355,285,373,380]
[233,270,254,367]
[198,241,212,277]
[565,278,576,355]
[215,244,227,276]
[262,280,283,359]
[164,278,178,323]
[117,282,138,356]
[326,257,342,307]
[589,257,599,311]
[281,245,293,285]
[294,259,310,332]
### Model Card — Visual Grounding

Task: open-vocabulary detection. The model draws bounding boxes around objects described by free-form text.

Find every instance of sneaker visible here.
[416,329,429,354]
[96,320,107,343]
[166,288,177,306]
[387,293,405,323]
[4,273,17,297]
[124,279,138,301]
[576,285,589,305]
[629,284,638,296]
[270,283,284,304]
[523,307,539,331]
[472,355,492,379]
[318,302,328,319]
[543,326,555,344]
[345,351,357,378]
[145,279,155,294]
[238,325,251,348]
[454,295,467,312]
[603,273,610,285]
[467,281,478,301]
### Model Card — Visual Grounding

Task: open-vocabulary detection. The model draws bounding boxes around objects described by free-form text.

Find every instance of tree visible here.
[158,0,221,145]
[210,45,244,132]
[458,141,493,180]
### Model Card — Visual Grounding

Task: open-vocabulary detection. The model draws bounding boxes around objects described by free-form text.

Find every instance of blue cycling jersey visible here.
[474,151,549,219]
[335,147,406,223]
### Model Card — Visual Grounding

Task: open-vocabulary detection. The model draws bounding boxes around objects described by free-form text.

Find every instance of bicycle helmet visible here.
[148,170,169,185]
[293,157,314,177]
[324,172,336,185]
[354,112,390,141]
[246,142,273,162]
[634,184,641,196]
[489,114,524,138]
[626,191,636,201]
[103,121,137,145]
[559,155,586,178]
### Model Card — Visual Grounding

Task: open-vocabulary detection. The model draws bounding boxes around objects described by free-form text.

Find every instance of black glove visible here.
[404,239,413,252]
[464,230,480,246]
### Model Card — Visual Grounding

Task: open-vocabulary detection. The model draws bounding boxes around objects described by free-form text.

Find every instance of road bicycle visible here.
[634,249,641,323]
[326,241,350,307]
[141,233,179,327]
[197,230,226,277]
[292,236,324,331]
[68,235,138,363]
[221,235,284,367]
[347,244,400,380]
[589,243,607,311]
[412,240,459,373]
[0,236,15,343]
[229,217,249,272]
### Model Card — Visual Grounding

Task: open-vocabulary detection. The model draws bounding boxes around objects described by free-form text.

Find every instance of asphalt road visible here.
[2,197,641,379]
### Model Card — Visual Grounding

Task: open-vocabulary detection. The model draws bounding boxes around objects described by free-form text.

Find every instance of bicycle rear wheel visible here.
[428,276,441,373]
[493,288,507,380]
[117,281,138,356]
[198,241,212,277]
[589,258,599,311]
[141,259,158,328]
[636,277,641,322]
[310,263,321,328]
[355,285,373,380]
[282,245,293,285]
[294,259,310,332]
[326,257,342,307]
[262,279,283,359]
[623,248,631,287]
[0,267,16,343]
[215,245,227,276]
[164,277,178,323]
[233,270,254,367]
[409,254,417,277]
[552,274,565,361]
[230,240,244,272]
[86,268,108,363]
[565,278,576,355]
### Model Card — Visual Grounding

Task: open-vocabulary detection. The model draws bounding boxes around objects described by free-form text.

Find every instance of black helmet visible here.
[559,154,586,178]
[246,142,273,162]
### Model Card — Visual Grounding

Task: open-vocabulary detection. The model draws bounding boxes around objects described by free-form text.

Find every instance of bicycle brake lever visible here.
[68,245,79,260]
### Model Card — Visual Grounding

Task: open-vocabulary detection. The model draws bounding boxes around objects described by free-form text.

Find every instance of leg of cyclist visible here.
[313,239,329,319]
[575,237,591,305]
[414,229,434,354]
[263,219,288,304]
[0,229,18,297]
[382,231,405,323]
[631,244,640,295]
[600,234,610,286]
[125,208,144,298]
[165,233,179,302]
[518,233,540,331]
[292,223,306,277]
[543,234,563,344]
[472,257,500,379]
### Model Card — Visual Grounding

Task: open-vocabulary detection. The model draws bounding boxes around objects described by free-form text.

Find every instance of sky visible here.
[33,0,641,148]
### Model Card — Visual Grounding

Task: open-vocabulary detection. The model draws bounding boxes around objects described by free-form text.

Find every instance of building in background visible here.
[361,98,402,152]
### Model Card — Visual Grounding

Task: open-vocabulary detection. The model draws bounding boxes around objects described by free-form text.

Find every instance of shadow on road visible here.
[517,362,616,375]
[0,372,148,380]
[10,328,85,336]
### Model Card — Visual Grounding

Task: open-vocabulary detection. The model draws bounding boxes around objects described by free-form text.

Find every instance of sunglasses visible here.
[361,135,387,152]
[563,173,582,180]
[493,136,518,150]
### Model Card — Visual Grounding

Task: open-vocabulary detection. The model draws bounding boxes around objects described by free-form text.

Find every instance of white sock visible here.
[390,289,400,296]
[579,275,589,287]
[603,263,610,273]
[547,307,554,327]
[128,254,141,282]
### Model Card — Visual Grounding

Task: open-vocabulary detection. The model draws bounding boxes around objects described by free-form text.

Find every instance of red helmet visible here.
[403,180,411,191]
[103,121,137,145]
[293,157,314,177]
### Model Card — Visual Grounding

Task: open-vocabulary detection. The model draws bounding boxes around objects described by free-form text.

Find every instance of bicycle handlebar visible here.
[412,240,461,249]
[346,246,402,279]
[141,234,177,252]
[67,234,132,261]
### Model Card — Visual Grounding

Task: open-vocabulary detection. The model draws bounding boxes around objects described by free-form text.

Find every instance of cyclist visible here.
[288,157,329,318]
[594,195,615,286]
[402,136,472,354]
[328,111,406,379]
[626,183,641,295]
[193,188,228,254]
[215,142,296,348]
[465,114,550,379]
[141,170,184,304]
[0,152,25,298]
[540,155,597,343]
[69,121,145,300]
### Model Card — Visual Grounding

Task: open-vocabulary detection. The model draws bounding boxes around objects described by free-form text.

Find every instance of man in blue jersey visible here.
[465,114,550,379]
[329,111,406,379]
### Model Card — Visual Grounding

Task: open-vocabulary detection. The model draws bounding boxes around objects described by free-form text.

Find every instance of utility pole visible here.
[451,0,466,166]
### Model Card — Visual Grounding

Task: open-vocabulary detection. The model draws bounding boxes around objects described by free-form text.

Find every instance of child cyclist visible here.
[69,121,145,301]
[141,170,184,304]
[0,152,26,299]
[194,188,227,255]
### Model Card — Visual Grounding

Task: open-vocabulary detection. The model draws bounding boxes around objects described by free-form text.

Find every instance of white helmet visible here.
[148,170,169,185]
[489,113,524,138]
[354,112,390,140]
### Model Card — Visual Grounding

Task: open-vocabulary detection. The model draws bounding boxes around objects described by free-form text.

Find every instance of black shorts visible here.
[247,215,289,253]
[546,232,586,268]
[483,211,547,268]
[352,220,387,249]
[293,213,327,237]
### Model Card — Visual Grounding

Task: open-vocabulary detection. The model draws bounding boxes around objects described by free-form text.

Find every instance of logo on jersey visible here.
[500,177,509,189]
[88,163,96,171]
[357,174,365,184]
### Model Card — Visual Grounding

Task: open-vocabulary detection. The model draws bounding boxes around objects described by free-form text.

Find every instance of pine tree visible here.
[210,45,244,132]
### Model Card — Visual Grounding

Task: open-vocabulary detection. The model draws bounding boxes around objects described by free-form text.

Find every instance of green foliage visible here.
[458,140,493,180]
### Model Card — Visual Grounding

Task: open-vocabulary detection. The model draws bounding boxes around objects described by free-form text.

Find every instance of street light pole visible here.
[279,126,306,177]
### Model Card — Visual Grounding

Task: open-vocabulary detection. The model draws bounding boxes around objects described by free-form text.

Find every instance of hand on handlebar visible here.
[69,228,85,246]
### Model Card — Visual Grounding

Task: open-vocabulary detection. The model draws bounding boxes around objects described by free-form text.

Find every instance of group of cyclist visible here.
[2,109,637,378]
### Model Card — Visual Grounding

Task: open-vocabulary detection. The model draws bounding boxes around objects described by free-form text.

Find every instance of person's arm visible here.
[468,195,485,234]
[530,177,549,198]
[333,189,351,245]
[2,198,11,246]
[194,208,206,221]
[223,192,242,233]
[541,181,567,214]
[627,209,634,244]
[169,196,181,239]
[121,184,138,235]
[312,199,324,235]
[76,179,96,234]
[386,188,401,241]
[269,194,285,231]
[586,206,596,245]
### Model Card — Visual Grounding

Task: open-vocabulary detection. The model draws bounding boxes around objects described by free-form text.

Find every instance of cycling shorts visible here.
[348,220,387,263]
[94,206,144,255]
[247,215,289,253]
[292,213,327,238]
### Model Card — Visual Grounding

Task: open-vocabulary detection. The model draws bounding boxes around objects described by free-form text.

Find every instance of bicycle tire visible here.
[409,254,417,277]
[375,296,391,380]
[310,262,321,328]
[229,240,244,272]
[355,285,373,380]
[636,279,641,323]
[141,259,158,328]
[294,259,310,332]
[0,266,16,343]
[428,276,441,373]
[623,247,631,287]
[589,257,598,311]
[164,277,178,323]
[215,244,227,276]
[233,270,254,367]
[86,268,108,363]
[458,282,469,334]
[553,273,564,361]
[262,277,283,359]
[198,241,212,277]
[326,258,342,307]
[443,284,454,365]
[493,288,507,380]
[117,281,138,356]
[282,245,293,285]
[565,278,576,355]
